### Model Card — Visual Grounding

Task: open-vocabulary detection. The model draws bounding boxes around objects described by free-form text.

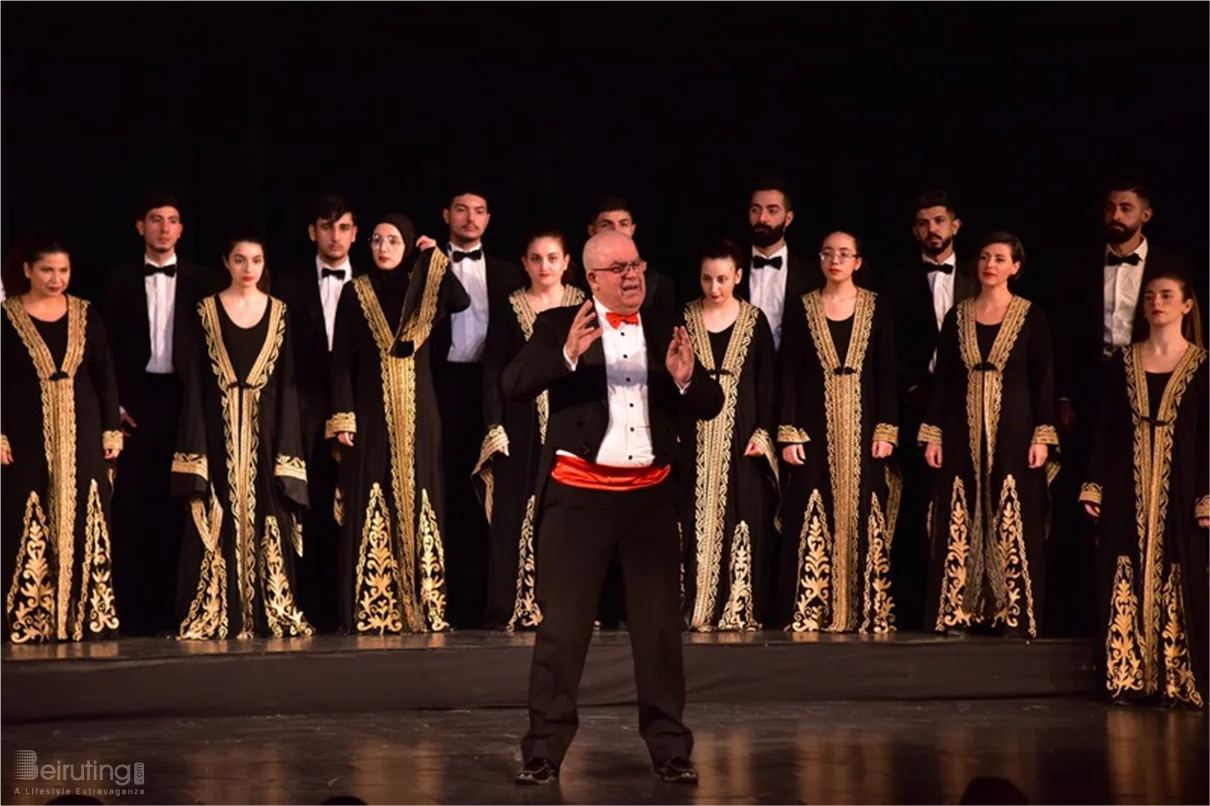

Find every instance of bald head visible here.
[582,230,645,314]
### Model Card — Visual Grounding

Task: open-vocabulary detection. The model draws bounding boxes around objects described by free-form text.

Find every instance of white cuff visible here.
[563,346,578,372]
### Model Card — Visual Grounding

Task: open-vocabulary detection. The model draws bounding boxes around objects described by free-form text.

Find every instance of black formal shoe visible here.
[515,757,559,785]
[653,757,698,785]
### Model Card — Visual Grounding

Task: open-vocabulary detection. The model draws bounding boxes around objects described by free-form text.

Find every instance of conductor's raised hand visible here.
[665,326,695,387]
[564,301,602,366]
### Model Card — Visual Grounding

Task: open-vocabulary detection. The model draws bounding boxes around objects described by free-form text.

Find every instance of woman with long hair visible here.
[172,235,312,639]
[2,235,123,643]
[1081,270,1207,708]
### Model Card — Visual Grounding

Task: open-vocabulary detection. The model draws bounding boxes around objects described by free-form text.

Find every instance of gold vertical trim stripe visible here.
[506,495,543,631]
[1079,483,1103,506]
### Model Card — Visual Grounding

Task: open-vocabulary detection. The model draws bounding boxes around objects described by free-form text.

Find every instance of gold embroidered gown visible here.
[2,296,122,643]
[476,286,586,630]
[776,288,900,633]
[1080,344,1208,707]
[172,296,312,640]
[679,299,779,631]
[918,296,1059,638]
[328,251,469,634]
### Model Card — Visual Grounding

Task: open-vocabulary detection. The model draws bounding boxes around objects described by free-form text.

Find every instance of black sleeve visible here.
[86,307,123,451]
[502,310,574,401]
[919,308,957,445]
[481,301,511,430]
[753,311,777,438]
[873,300,900,446]
[326,283,359,439]
[1079,354,1121,510]
[777,297,809,444]
[1027,307,1059,448]
[273,311,309,509]
[171,304,209,499]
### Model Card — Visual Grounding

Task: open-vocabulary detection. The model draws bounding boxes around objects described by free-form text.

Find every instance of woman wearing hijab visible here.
[328,213,470,634]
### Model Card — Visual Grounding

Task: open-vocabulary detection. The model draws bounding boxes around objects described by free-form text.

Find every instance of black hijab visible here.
[369,212,417,326]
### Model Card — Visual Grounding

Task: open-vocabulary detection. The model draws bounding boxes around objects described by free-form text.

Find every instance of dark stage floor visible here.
[3,700,1206,805]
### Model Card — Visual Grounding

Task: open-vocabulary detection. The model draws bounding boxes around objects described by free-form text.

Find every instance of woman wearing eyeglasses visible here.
[327,213,470,635]
[475,230,585,631]
[918,232,1058,638]
[777,231,900,634]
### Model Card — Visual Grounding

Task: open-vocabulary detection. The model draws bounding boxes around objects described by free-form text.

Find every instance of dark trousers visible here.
[111,373,185,636]
[893,386,932,632]
[435,360,489,628]
[297,420,341,633]
[522,478,692,765]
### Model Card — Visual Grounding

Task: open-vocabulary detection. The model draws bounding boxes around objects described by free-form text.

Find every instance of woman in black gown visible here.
[919,232,1058,638]
[328,214,470,635]
[476,230,585,630]
[777,231,899,634]
[1081,270,1207,708]
[679,238,777,632]
[2,236,123,643]
[173,236,312,640]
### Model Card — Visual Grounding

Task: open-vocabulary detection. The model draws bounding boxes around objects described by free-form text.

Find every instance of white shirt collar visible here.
[1105,237,1148,264]
[922,252,957,268]
[316,255,352,279]
[751,244,789,265]
[145,253,178,269]
[449,241,484,255]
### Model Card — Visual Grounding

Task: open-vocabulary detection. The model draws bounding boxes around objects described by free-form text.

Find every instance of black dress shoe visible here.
[515,757,559,785]
[653,757,698,785]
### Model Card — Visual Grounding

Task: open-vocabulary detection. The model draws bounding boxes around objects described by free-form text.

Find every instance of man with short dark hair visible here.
[274,192,360,631]
[432,186,525,628]
[736,177,820,352]
[103,193,216,635]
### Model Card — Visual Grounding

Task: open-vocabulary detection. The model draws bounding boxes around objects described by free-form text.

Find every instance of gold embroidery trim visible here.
[717,521,760,631]
[1161,564,1204,707]
[172,452,209,481]
[801,288,877,632]
[778,425,809,443]
[1196,495,1209,520]
[1105,555,1144,697]
[873,423,899,446]
[417,489,449,632]
[1031,425,1059,446]
[749,427,779,485]
[274,454,308,482]
[509,286,584,443]
[935,476,973,632]
[917,424,942,444]
[353,482,404,634]
[5,491,55,644]
[993,474,1036,637]
[179,489,228,640]
[4,296,87,640]
[473,425,509,477]
[790,488,832,632]
[325,412,356,439]
[683,299,759,630]
[261,515,314,637]
[101,430,124,452]
[861,492,895,634]
[1079,483,1103,506]
[506,495,543,631]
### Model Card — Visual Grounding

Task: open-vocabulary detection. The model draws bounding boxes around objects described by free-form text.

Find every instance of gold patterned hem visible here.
[5,491,56,644]
[178,490,229,641]
[1105,555,1145,698]
[993,475,1036,638]
[1196,495,1209,520]
[917,424,942,445]
[325,412,357,439]
[789,489,832,633]
[101,430,124,452]
[79,479,120,638]
[749,427,779,485]
[353,483,405,634]
[778,425,810,444]
[473,425,509,477]
[1161,564,1204,708]
[872,423,899,447]
[935,477,974,632]
[1031,425,1060,446]
[717,521,760,632]
[1079,483,1103,506]
[861,493,895,634]
[274,455,308,483]
[417,489,449,632]
[261,516,315,637]
[172,452,209,482]
[506,495,542,631]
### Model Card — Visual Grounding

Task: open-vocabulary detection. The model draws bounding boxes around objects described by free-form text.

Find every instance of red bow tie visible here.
[605,311,640,329]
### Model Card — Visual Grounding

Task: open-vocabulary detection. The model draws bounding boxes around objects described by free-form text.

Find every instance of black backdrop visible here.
[3,2,1207,309]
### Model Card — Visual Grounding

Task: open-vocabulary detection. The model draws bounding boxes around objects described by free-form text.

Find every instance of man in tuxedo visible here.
[274,192,359,631]
[1051,180,1196,635]
[431,186,525,629]
[736,177,822,353]
[103,194,216,636]
[586,196,677,318]
[508,231,722,786]
[882,189,978,630]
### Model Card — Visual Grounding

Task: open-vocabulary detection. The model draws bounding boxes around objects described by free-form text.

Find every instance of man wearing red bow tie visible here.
[504,231,723,786]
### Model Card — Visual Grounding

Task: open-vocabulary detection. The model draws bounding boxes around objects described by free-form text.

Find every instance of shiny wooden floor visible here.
[3,700,1205,805]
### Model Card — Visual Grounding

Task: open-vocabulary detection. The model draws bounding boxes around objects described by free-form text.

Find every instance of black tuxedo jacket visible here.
[274,264,364,442]
[642,270,678,318]
[430,251,525,364]
[501,302,724,496]
[1055,245,1195,417]
[882,258,979,397]
[101,260,218,410]
[734,248,823,320]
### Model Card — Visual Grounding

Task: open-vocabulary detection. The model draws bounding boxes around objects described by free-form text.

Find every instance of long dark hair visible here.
[2,234,71,297]
[1144,269,1204,348]
[222,235,271,293]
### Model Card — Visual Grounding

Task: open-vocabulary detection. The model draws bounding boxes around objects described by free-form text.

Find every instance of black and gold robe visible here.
[918,296,1059,638]
[679,299,779,631]
[172,296,312,640]
[328,250,469,635]
[476,285,586,630]
[1080,344,1208,708]
[776,288,900,634]
[2,296,122,643]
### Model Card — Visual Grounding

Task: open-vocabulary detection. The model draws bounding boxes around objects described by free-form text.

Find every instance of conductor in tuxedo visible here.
[102,194,217,635]
[274,192,360,631]
[508,231,723,786]
[881,190,977,629]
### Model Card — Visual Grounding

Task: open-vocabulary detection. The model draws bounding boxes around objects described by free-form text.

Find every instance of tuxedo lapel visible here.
[130,265,152,361]
[302,270,326,337]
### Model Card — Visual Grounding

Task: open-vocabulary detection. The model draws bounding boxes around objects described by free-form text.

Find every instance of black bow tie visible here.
[452,249,483,263]
[753,255,783,270]
[321,268,347,280]
[144,263,177,278]
[924,261,954,275]
[1106,252,1141,267]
